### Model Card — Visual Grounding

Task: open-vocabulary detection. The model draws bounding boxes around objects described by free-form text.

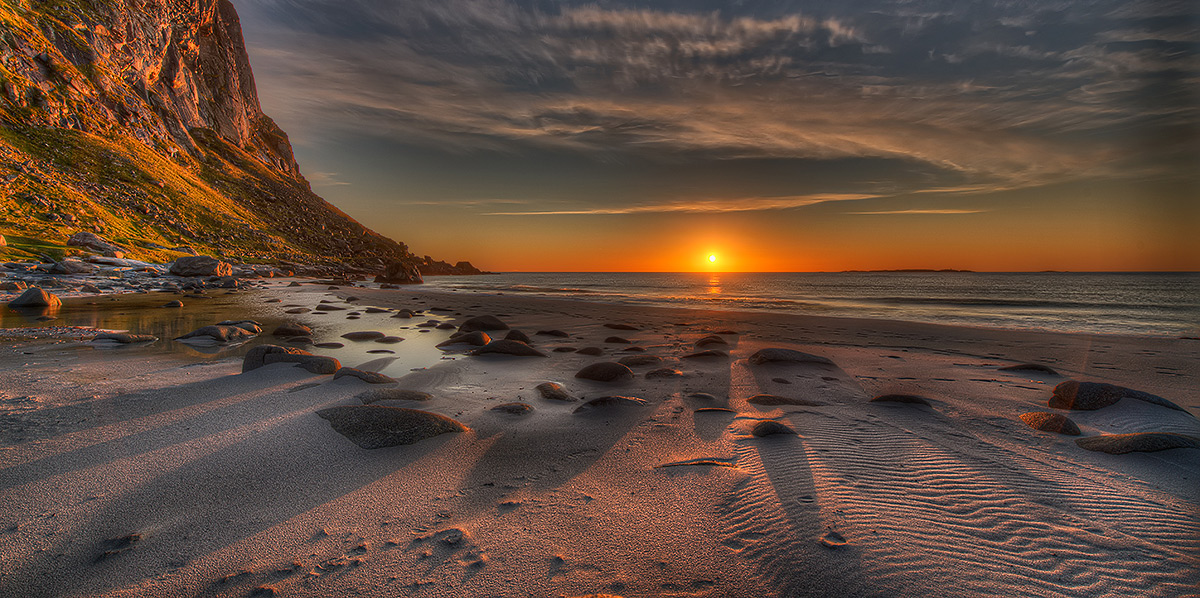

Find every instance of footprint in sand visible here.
[820,530,848,548]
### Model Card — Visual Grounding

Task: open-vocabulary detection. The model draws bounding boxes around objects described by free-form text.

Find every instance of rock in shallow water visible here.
[8,287,61,308]
[341,331,386,341]
[93,332,158,344]
[317,405,467,448]
[272,323,313,337]
[176,324,256,344]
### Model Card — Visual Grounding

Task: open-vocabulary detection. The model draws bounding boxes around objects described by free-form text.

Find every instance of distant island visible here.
[841,269,976,273]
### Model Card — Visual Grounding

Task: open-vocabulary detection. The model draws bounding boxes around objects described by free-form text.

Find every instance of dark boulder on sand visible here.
[243,345,308,371]
[357,388,434,404]
[618,354,662,367]
[342,331,386,341]
[870,393,931,406]
[316,405,466,449]
[604,336,631,344]
[315,304,347,311]
[573,396,647,413]
[376,336,404,344]
[243,345,341,374]
[333,368,397,384]
[999,363,1060,376]
[375,260,424,285]
[748,348,833,366]
[458,315,509,333]
[536,382,575,401]
[694,335,728,348]
[8,287,62,308]
[272,323,313,337]
[491,402,534,415]
[751,420,797,437]
[504,329,533,344]
[93,332,157,344]
[577,347,604,356]
[1019,412,1081,435]
[176,324,256,344]
[575,362,634,382]
[438,331,491,348]
[1049,380,1187,412]
[470,340,549,357]
[170,255,232,277]
[392,309,416,319]
[1076,433,1200,454]
[162,300,184,308]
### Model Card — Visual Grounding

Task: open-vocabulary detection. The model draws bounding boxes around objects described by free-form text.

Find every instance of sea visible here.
[422,272,1200,338]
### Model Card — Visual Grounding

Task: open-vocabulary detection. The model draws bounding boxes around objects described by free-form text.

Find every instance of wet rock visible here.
[458,315,509,333]
[618,354,662,367]
[437,331,491,348]
[751,420,797,437]
[333,368,397,384]
[747,348,834,366]
[575,362,634,382]
[365,307,390,314]
[552,347,577,353]
[314,342,344,349]
[8,287,62,308]
[1076,433,1200,454]
[999,363,1060,376]
[470,340,549,357]
[358,388,434,404]
[176,325,256,344]
[645,368,683,379]
[170,255,232,277]
[376,336,404,344]
[218,320,262,333]
[0,281,28,292]
[491,402,534,415]
[272,323,313,337]
[392,309,415,319]
[162,300,184,308]
[573,395,647,413]
[93,332,157,344]
[1019,412,1080,435]
[535,382,575,401]
[870,394,932,406]
[316,406,466,448]
[341,331,386,341]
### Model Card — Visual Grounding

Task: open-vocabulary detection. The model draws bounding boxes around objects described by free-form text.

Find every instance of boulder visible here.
[49,259,96,275]
[217,320,262,333]
[470,340,549,357]
[170,255,232,277]
[751,421,797,437]
[333,368,397,384]
[504,329,532,344]
[573,396,647,413]
[316,406,467,449]
[604,336,631,344]
[175,325,256,344]
[242,345,309,372]
[1019,412,1080,435]
[162,300,184,308]
[458,315,509,333]
[603,323,639,331]
[577,347,604,356]
[341,331,386,341]
[272,323,313,337]
[535,382,575,401]
[682,350,727,359]
[358,388,434,404]
[536,329,569,337]
[0,281,28,292]
[66,231,126,256]
[694,335,729,348]
[437,332,491,348]
[748,348,834,366]
[575,362,634,382]
[375,260,423,284]
[1076,433,1200,454]
[999,363,1060,376]
[8,287,61,308]
[1049,380,1186,412]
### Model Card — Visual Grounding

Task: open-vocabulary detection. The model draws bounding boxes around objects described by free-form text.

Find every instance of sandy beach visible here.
[1,281,1197,598]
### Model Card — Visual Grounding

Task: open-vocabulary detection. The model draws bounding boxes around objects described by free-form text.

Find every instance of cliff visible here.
[0,0,416,268]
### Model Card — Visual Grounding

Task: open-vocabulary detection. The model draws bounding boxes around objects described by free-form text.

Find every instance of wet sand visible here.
[1,280,1197,597]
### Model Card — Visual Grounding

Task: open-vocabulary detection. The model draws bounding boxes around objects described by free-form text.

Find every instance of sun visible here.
[708,254,717,263]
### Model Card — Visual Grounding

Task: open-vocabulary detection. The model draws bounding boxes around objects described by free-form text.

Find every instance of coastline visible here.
[1,281,1197,597]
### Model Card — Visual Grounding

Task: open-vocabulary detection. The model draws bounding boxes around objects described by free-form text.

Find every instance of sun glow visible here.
[708,254,717,263]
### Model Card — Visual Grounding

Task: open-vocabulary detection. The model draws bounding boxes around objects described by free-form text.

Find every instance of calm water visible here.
[423,272,1200,337]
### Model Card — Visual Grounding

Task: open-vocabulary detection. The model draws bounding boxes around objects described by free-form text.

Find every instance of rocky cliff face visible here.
[0,0,417,268]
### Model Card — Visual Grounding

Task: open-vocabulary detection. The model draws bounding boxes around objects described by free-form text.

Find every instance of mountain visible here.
[0,0,425,270]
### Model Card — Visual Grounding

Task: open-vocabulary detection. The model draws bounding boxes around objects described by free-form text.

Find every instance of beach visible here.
[1,281,1197,598]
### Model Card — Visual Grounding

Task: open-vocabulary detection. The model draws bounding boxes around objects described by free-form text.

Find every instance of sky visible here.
[232,0,1199,272]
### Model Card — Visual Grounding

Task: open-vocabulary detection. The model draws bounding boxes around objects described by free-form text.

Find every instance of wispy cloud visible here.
[847,209,988,215]
[485,193,879,215]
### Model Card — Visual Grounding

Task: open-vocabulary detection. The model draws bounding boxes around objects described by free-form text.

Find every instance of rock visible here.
[316,406,466,448]
[535,382,575,401]
[621,346,645,352]
[999,363,1060,376]
[176,324,257,343]
[357,388,434,404]
[470,340,549,357]
[1019,412,1081,435]
[437,331,491,347]
[1076,433,1200,454]
[341,331,386,341]
[67,231,126,256]
[577,347,604,356]
[392,309,415,319]
[93,332,158,344]
[504,329,532,344]
[747,394,824,406]
[333,368,397,384]
[747,348,834,366]
[536,329,569,337]
[682,350,727,359]
[751,421,797,437]
[694,335,728,347]
[1049,380,1187,412]
[0,281,28,292]
[644,368,682,379]
[603,323,639,331]
[288,281,302,287]
[8,287,62,308]
[553,347,577,353]
[49,259,96,274]
[315,304,347,311]
[375,260,424,284]
[870,394,931,406]
[242,344,310,372]
[491,402,534,415]
[162,300,184,308]
[618,354,662,367]
[575,362,634,382]
[169,255,232,277]
[604,336,631,344]
[573,396,647,413]
[458,315,509,333]
[272,323,313,337]
[217,320,262,333]
[266,353,340,374]
[315,342,344,348]
[376,336,404,344]
[0,234,4,247]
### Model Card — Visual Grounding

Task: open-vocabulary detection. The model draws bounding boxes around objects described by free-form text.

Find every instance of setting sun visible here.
[708,254,717,263]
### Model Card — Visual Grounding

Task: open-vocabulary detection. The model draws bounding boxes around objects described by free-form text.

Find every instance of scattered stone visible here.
[80,284,101,294]
[752,420,797,437]
[575,362,634,382]
[272,323,313,337]
[1049,380,1187,412]
[358,389,434,404]
[49,259,96,275]
[284,308,311,314]
[577,347,604,356]
[618,354,662,367]
[870,394,932,406]
[243,345,309,372]
[365,307,390,314]
[999,363,1060,376]
[438,331,491,348]
[645,368,682,379]
[162,300,184,308]
[574,396,647,413]
[93,332,157,344]
[747,348,834,366]
[314,342,344,349]
[392,309,415,319]
[682,350,727,359]
[491,402,534,415]
[604,336,631,344]
[536,329,569,337]
[316,406,467,448]
[176,325,256,344]
[621,346,645,352]
[458,315,509,333]
[1019,412,1081,435]
[169,255,232,277]
[604,323,639,331]
[341,331,387,341]
[218,320,262,333]
[552,347,577,353]
[747,394,824,406]
[315,304,347,311]
[8,287,62,308]
[470,340,549,357]
[694,335,728,348]
[535,382,575,401]
[504,329,533,344]
[376,336,404,344]
[333,368,397,384]
[0,281,28,292]
[1076,433,1200,454]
